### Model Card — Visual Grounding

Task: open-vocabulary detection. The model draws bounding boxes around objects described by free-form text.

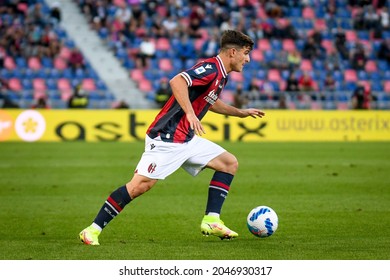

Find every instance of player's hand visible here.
[186,113,206,136]
[240,108,265,119]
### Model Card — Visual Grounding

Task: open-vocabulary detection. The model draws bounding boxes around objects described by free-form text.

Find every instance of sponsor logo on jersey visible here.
[205,64,213,69]
[204,89,218,105]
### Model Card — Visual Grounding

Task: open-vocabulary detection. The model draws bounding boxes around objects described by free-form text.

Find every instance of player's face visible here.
[231,46,251,72]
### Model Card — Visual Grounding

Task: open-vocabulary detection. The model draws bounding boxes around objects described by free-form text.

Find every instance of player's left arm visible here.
[210,99,265,118]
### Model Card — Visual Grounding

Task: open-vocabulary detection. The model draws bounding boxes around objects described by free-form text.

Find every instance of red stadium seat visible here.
[257,39,271,51]
[267,69,282,82]
[159,58,173,72]
[57,78,71,91]
[314,19,327,31]
[54,57,67,70]
[345,31,357,42]
[365,60,377,72]
[251,49,264,62]
[59,47,72,60]
[219,90,234,104]
[82,79,96,91]
[384,81,390,92]
[230,71,244,83]
[130,69,145,82]
[156,38,171,51]
[282,39,296,52]
[302,7,315,19]
[300,59,313,71]
[138,79,152,92]
[321,39,334,53]
[8,78,22,91]
[33,79,46,91]
[28,57,41,70]
[4,56,16,70]
[344,69,357,82]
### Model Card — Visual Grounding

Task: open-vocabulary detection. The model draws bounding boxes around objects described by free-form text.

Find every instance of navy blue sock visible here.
[93,185,131,229]
[205,171,234,215]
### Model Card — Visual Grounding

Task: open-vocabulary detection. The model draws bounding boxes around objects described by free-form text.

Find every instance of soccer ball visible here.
[247,206,278,238]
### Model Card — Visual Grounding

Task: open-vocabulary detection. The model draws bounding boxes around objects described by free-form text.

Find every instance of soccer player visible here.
[79,30,265,245]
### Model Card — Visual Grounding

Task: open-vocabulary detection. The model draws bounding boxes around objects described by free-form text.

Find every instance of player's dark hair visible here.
[220,30,254,51]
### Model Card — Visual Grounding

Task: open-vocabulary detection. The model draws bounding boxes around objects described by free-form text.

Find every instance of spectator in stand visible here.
[265,0,282,18]
[286,72,299,92]
[269,50,289,70]
[69,47,85,72]
[246,78,261,102]
[378,38,390,63]
[298,72,315,91]
[325,48,341,72]
[302,37,322,60]
[334,27,349,59]
[162,14,179,37]
[324,73,336,91]
[353,7,366,30]
[154,77,172,108]
[177,35,196,69]
[136,36,156,69]
[350,43,367,70]
[31,96,50,109]
[287,49,302,70]
[50,2,62,24]
[351,82,372,109]
[379,6,390,30]
[68,84,89,109]
[233,83,248,109]
[200,33,219,58]
[363,5,380,30]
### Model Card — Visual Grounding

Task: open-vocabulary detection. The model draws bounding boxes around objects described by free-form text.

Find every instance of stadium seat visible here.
[384,81,390,93]
[82,79,96,91]
[365,60,377,72]
[267,69,282,82]
[130,69,145,82]
[156,38,171,51]
[257,39,271,51]
[282,39,296,52]
[4,56,16,70]
[300,59,313,71]
[302,7,315,19]
[28,57,41,70]
[59,47,72,60]
[54,57,67,70]
[138,79,153,92]
[57,78,72,91]
[159,58,173,72]
[250,49,263,62]
[230,71,244,83]
[8,78,22,91]
[345,30,357,42]
[219,90,234,105]
[33,79,46,91]
[344,69,357,82]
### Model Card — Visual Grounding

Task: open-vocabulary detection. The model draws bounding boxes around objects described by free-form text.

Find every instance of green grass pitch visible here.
[0,141,389,260]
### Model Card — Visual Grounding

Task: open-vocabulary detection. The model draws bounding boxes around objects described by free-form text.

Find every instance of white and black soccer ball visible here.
[247,206,278,238]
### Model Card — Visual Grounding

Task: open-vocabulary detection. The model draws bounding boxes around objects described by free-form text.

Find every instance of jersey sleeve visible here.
[180,62,217,87]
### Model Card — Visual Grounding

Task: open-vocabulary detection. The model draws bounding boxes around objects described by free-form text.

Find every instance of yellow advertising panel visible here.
[0,109,389,142]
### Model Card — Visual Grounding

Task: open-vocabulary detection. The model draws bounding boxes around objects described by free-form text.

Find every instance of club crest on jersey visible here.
[194,66,206,75]
[148,162,157,173]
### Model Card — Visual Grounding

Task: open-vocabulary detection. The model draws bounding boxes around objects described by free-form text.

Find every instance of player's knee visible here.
[126,176,157,199]
[224,154,239,175]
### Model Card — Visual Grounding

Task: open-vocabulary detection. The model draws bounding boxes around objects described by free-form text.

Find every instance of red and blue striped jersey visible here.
[147,55,228,143]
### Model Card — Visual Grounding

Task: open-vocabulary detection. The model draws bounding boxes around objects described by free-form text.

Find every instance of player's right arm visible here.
[169,74,206,136]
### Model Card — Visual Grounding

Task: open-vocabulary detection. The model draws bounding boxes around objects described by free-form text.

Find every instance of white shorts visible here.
[135,135,226,180]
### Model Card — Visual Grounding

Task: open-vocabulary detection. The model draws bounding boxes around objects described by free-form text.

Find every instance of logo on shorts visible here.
[150,143,156,150]
[148,162,157,173]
